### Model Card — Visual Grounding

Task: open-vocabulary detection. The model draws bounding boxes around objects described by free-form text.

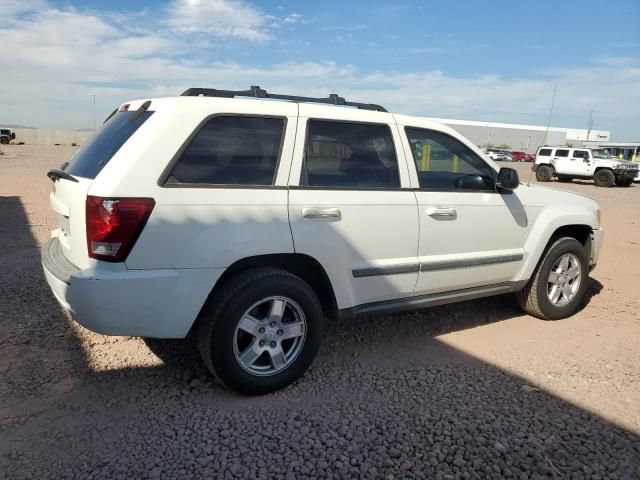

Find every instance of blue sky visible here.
[3,0,640,138]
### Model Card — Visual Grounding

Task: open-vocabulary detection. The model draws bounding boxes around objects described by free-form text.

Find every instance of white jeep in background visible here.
[533,146,638,187]
[42,86,604,395]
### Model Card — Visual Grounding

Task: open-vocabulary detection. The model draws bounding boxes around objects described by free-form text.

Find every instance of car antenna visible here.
[529,82,557,186]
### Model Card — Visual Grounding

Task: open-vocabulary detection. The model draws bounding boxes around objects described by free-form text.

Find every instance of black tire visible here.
[615,177,633,187]
[0,138,8,145]
[517,237,589,320]
[593,169,615,187]
[535,165,553,182]
[197,268,325,395]
[557,175,573,183]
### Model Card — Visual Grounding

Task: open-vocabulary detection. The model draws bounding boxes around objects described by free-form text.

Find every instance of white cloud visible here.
[1,2,638,139]
[166,0,270,41]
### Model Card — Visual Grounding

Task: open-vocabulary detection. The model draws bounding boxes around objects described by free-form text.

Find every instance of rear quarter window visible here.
[537,148,552,156]
[64,110,153,179]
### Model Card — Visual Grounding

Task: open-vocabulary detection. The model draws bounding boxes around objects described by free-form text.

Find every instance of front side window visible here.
[538,148,552,156]
[572,150,589,159]
[301,120,400,188]
[555,149,570,157]
[166,116,285,185]
[405,128,495,190]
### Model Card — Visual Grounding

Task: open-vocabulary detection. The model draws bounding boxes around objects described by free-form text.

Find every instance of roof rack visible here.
[180,85,388,112]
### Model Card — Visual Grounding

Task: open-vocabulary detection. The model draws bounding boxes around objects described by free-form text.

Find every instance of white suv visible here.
[533,146,638,187]
[42,87,604,395]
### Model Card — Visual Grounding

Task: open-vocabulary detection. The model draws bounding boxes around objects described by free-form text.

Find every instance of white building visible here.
[430,118,611,153]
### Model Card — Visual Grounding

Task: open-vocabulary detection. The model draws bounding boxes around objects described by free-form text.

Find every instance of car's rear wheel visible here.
[517,237,589,320]
[593,169,615,187]
[535,165,553,182]
[197,268,325,395]
[0,138,8,145]
[615,177,633,187]
[557,175,573,183]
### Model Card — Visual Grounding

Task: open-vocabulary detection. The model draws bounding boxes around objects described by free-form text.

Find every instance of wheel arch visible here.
[199,253,339,324]
[518,216,596,282]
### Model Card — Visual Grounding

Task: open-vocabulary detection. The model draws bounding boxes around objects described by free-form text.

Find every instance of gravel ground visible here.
[1,145,639,479]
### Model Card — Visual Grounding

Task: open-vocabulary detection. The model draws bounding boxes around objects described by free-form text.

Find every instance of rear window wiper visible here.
[47,168,79,183]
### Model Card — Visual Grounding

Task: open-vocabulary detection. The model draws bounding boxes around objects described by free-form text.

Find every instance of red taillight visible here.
[86,196,155,262]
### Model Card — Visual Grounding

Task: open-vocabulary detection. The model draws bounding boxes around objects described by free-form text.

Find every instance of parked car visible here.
[533,146,638,187]
[509,151,528,162]
[42,87,604,395]
[0,128,16,144]
[486,149,514,161]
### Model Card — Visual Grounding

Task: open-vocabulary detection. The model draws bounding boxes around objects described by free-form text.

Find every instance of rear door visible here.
[288,105,419,309]
[551,148,571,174]
[50,106,154,269]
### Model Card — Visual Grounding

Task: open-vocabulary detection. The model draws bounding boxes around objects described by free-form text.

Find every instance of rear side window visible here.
[65,110,153,179]
[166,116,285,186]
[555,149,570,157]
[538,148,552,156]
[302,120,399,188]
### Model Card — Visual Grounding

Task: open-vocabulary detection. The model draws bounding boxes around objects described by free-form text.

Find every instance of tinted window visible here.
[538,148,552,156]
[302,120,399,188]
[555,149,570,157]
[65,111,153,179]
[405,128,495,190]
[167,116,285,186]
[572,150,588,159]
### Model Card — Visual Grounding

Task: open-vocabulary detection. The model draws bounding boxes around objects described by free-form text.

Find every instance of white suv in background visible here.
[42,87,604,395]
[533,146,638,187]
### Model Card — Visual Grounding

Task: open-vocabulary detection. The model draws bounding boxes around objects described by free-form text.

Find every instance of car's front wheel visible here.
[593,169,615,187]
[517,237,589,320]
[197,268,325,395]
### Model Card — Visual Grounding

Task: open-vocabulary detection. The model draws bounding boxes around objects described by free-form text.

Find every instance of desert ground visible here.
[1,145,639,479]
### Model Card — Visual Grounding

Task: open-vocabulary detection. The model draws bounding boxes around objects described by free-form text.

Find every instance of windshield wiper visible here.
[47,168,79,183]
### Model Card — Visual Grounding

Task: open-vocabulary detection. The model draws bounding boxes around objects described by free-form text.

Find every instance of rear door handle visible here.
[301,207,341,220]
[426,207,457,219]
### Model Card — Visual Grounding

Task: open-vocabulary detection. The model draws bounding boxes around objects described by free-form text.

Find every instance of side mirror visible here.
[11,133,15,140]
[496,167,519,191]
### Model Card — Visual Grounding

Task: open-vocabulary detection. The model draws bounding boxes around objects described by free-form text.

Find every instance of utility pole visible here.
[93,94,97,131]
[542,82,557,146]
[586,110,594,141]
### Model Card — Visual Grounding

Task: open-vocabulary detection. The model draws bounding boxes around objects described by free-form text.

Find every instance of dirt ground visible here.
[1,145,639,479]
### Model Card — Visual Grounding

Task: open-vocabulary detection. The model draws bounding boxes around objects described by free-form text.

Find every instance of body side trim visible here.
[420,253,524,272]
[352,263,420,278]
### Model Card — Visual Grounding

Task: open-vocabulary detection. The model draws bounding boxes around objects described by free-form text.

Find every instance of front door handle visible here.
[426,207,457,219]
[301,207,341,220]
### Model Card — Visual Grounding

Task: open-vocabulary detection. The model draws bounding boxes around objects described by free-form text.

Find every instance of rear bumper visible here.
[42,237,222,338]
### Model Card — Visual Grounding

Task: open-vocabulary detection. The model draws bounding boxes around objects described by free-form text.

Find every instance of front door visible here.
[288,106,419,309]
[569,149,593,176]
[398,125,527,296]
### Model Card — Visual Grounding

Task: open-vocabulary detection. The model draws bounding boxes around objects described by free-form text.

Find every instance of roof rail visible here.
[180,85,388,112]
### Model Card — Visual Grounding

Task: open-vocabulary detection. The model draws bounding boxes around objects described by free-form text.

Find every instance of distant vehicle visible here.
[509,151,528,162]
[485,149,514,161]
[0,129,16,144]
[533,146,638,187]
